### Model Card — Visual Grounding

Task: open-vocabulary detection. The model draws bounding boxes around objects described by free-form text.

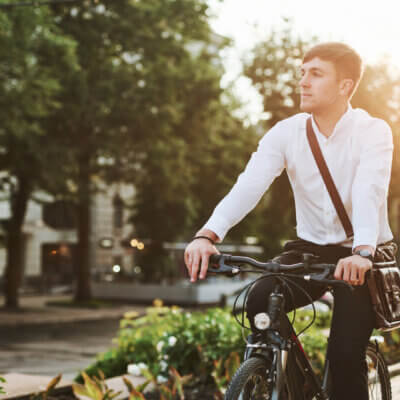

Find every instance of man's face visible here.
[299,57,347,113]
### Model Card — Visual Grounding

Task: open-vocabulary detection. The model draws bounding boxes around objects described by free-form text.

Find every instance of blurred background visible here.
[1,0,400,392]
[1,0,400,309]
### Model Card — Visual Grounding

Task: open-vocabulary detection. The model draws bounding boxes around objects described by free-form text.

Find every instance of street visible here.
[0,319,120,381]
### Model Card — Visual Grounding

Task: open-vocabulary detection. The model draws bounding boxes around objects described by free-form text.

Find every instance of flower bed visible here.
[77,301,332,397]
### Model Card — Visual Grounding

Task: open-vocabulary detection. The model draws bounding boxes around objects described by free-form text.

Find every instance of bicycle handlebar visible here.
[208,253,354,291]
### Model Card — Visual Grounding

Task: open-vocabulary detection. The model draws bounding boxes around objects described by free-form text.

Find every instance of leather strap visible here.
[306,117,354,238]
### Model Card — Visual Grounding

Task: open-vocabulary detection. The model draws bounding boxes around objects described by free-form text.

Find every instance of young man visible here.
[184,42,395,399]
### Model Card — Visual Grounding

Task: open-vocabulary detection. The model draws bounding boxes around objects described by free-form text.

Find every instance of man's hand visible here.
[334,255,373,285]
[184,230,219,283]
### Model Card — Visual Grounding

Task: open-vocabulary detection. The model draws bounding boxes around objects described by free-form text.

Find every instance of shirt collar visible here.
[311,104,353,141]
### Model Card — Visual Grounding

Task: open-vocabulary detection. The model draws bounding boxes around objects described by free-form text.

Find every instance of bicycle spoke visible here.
[240,369,270,399]
[367,354,383,400]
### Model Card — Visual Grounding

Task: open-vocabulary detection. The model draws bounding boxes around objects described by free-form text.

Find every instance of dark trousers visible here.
[246,239,375,400]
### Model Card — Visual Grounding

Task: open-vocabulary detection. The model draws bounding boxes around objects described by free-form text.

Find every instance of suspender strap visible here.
[306,117,354,238]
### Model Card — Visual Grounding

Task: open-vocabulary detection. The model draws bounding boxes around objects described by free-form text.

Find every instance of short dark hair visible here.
[303,42,363,96]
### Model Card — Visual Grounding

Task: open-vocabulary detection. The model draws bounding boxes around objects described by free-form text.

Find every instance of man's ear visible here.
[340,78,354,97]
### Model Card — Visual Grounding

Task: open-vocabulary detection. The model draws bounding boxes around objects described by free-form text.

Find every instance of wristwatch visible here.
[354,249,374,263]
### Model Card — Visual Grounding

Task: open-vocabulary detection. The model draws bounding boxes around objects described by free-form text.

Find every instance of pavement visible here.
[0,294,147,329]
[0,294,148,399]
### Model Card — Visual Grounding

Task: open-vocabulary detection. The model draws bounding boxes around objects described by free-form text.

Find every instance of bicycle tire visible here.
[366,342,392,400]
[224,357,273,400]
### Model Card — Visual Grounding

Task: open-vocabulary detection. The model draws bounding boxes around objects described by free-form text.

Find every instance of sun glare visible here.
[207,0,400,123]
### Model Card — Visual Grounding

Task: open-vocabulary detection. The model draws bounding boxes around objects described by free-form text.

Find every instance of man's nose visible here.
[299,75,309,87]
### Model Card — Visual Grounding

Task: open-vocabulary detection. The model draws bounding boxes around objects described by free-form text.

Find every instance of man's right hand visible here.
[184,234,219,283]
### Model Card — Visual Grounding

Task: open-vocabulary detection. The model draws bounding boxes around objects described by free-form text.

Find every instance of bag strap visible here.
[306,117,354,238]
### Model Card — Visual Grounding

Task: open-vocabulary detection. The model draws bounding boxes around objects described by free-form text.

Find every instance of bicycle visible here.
[208,253,392,400]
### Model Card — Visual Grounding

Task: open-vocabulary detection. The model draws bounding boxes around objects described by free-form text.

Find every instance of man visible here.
[184,42,394,399]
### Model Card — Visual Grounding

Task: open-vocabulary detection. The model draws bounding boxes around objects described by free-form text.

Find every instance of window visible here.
[113,195,124,229]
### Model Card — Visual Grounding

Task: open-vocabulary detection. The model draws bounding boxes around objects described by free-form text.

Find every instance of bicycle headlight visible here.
[254,312,271,330]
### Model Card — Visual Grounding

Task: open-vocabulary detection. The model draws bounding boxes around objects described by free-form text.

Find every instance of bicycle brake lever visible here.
[208,254,241,276]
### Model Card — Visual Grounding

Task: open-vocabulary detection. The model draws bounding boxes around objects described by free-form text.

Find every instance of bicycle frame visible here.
[243,279,332,400]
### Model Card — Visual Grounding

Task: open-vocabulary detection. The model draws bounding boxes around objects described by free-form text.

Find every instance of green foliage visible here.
[0,376,5,395]
[379,329,400,364]
[78,303,245,384]
[73,371,122,400]
[80,302,332,395]
[1,0,251,298]
[0,2,78,308]
[212,352,241,398]
[29,374,62,400]
[289,309,332,375]
[122,376,148,400]
[0,5,77,185]
[44,0,255,286]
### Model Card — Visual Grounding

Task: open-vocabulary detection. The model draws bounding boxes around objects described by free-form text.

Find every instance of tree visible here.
[131,89,258,281]
[48,0,248,295]
[0,6,77,308]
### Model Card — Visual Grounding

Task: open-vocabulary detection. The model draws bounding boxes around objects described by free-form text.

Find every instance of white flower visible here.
[168,336,177,346]
[160,360,168,371]
[127,364,141,376]
[138,362,147,370]
[157,341,164,352]
[163,354,169,360]
[127,362,147,376]
[157,375,168,384]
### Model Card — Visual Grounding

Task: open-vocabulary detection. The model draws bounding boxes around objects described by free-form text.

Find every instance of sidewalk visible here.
[0,294,147,329]
[0,295,150,399]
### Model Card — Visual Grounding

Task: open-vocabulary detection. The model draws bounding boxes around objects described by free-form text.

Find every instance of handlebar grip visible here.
[209,253,222,265]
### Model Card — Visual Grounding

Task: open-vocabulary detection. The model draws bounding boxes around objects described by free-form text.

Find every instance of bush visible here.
[78,301,332,386]
[78,303,245,383]
[0,376,5,395]
[379,329,400,364]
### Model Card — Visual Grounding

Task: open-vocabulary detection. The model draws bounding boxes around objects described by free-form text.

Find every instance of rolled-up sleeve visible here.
[202,122,288,241]
[351,120,393,250]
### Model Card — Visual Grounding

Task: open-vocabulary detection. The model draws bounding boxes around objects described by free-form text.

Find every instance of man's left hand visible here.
[334,255,373,286]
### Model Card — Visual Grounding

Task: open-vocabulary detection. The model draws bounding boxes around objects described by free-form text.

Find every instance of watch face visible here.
[359,249,372,258]
[357,249,374,262]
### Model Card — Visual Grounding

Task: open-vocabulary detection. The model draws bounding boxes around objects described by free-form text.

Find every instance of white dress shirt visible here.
[203,105,393,250]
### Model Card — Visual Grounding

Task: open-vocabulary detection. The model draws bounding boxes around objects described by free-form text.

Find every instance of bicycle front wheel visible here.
[224,357,274,400]
[366,342,392,400]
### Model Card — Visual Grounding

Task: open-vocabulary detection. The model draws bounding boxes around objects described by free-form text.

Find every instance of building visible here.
[0,183,136,292]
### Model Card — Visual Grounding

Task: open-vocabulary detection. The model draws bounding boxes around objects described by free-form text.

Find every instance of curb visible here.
[0,304,146,330]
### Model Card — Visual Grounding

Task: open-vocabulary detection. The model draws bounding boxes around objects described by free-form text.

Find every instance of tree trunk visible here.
[75,155,92,302]
[4,176,31,309]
